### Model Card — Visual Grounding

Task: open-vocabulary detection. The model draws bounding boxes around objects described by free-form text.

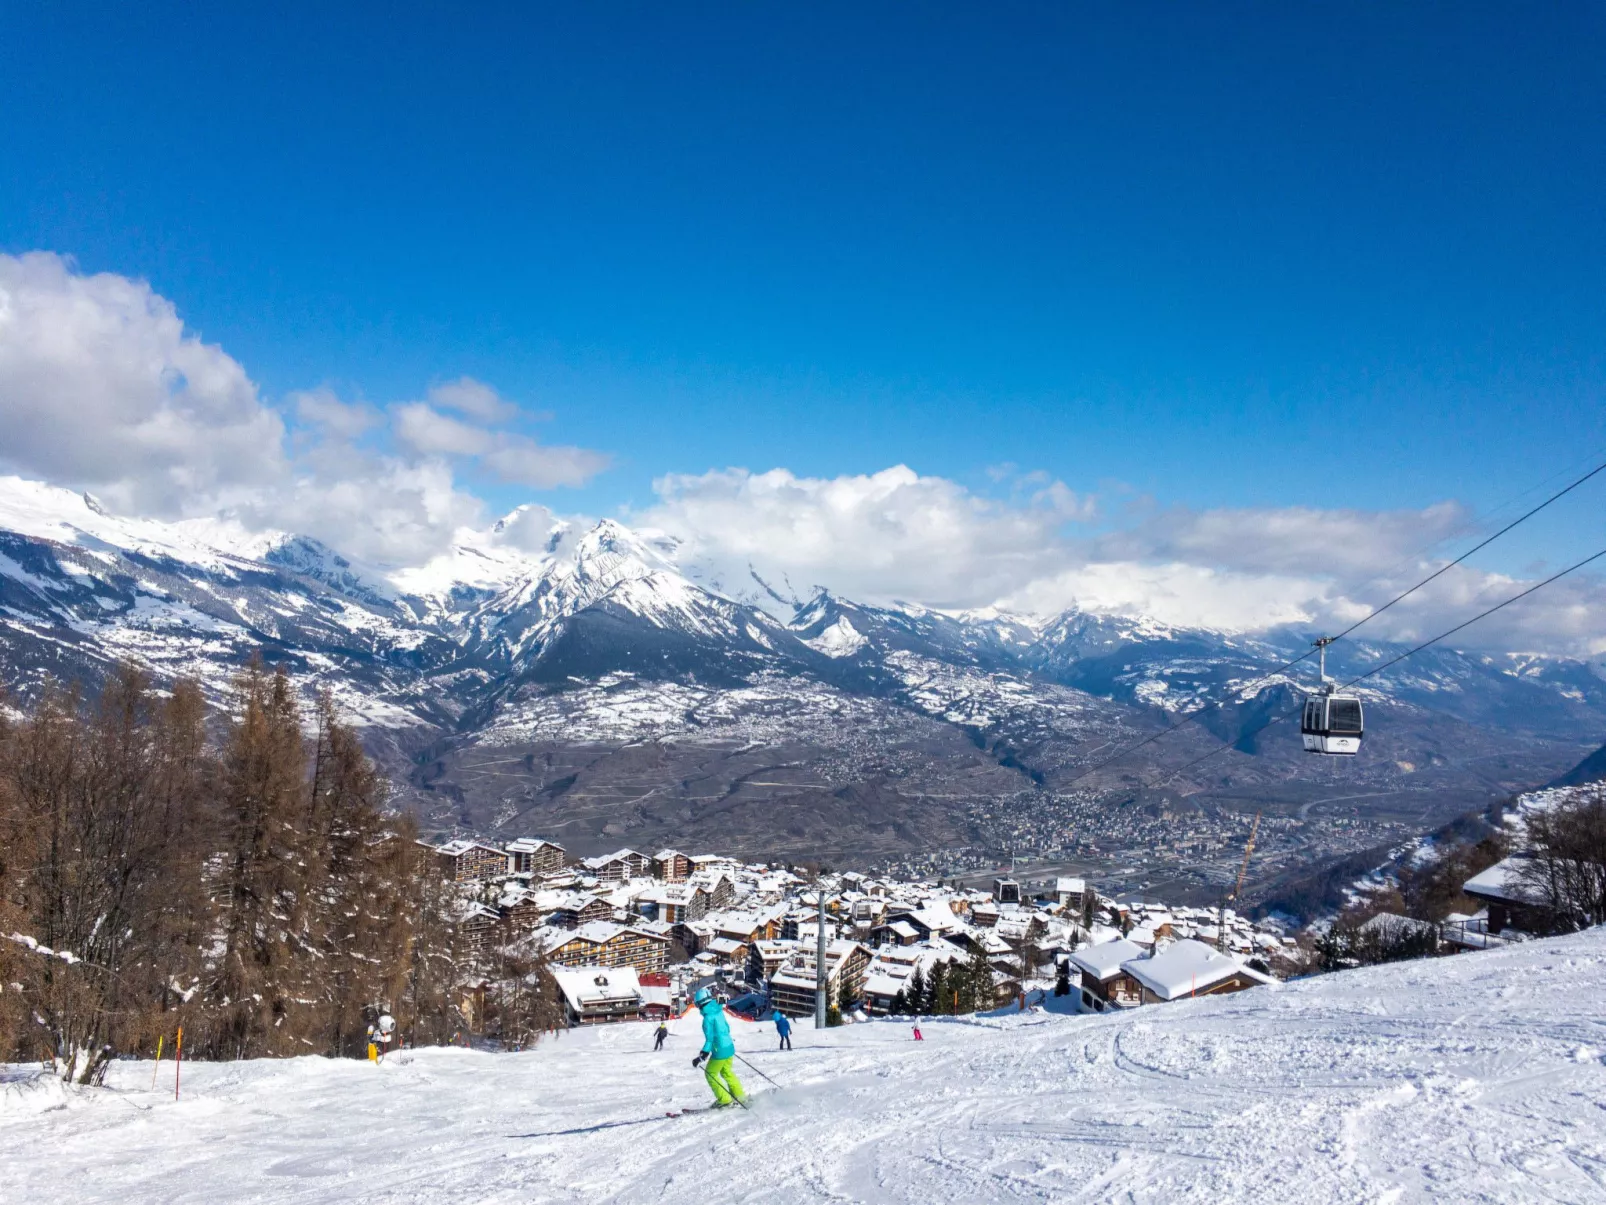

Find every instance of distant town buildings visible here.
[421,827,1305,1030]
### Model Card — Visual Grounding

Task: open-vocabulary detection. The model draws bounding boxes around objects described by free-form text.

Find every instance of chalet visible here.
[711,910,779,945]
[638,980,675,1021]
[860,943,960,1015]
[435,839,510,883]
[872,918,923,947]
[550,895,619,930]
[1120,939,1270,1005]
[693,871,736,912]
[746,939,798,986]
[505,837,566,875]
[769,940,871,1017]
[637,883,709,925]
[1462,855,1558,935]
[653,850,693,882]
[1068,937,1147,1008]
[704,935,748,967]
[501,889,547,937]
[552,966,642,1026]
[544,921,670,974]
[457,903,504,959]
[1055,877,1089,912]
[582,849,652,883]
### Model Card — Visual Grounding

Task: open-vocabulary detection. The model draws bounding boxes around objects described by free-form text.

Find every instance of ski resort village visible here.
[428,833,1301,1030]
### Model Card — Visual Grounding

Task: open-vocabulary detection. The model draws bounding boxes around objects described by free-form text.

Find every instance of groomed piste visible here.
[4,928,1606,1203]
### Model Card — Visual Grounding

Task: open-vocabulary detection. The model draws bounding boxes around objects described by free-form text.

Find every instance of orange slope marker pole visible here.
[174,1026,183,1102]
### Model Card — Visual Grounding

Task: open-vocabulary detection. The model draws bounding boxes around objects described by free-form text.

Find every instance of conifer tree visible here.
[906,965,926,1016]
[212,657,315,1059]
[964,941,994,1013]
[929,960,950,1015]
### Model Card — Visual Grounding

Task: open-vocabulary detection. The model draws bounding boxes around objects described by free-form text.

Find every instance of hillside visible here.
[4,928,1605,1203]
[2,472,1602,866]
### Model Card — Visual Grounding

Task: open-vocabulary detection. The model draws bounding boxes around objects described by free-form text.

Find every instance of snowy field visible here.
[5,930,1606,1203]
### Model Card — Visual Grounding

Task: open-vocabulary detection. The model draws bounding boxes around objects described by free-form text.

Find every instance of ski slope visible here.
[5,929,1606,1203]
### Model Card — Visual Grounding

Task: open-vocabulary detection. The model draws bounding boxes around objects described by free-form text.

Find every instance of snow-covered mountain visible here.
[2,474,1603,857]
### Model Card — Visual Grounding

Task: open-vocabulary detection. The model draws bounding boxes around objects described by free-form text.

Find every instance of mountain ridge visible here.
[1,473,1601,864]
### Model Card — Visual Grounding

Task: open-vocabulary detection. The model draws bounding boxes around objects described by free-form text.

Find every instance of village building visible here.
[544,921,670,974]
[653,850,693,882]
[768,940,872,1017]
[457,902,504,960]
[1068,937,1147,1008]
[505,837,566,875]
[746,939,799,987]
[552,966,643,1026]
[638,972,676,1020]
[434,839,510,883]
[1055,877,1089,912]
[549,894,620,930]
[582,849,652,883]
[1120,939,1270,1004]
[1462,855,1557,935]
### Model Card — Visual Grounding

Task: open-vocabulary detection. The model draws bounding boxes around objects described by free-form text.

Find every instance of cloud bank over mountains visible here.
[1,251,1600,655]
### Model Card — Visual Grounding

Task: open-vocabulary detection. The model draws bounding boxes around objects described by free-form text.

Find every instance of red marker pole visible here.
[174,1026,184,1101]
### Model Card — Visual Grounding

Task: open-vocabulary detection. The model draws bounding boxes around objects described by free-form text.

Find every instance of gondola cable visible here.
[1060,455,1606,784]
[1142,542,1606,789]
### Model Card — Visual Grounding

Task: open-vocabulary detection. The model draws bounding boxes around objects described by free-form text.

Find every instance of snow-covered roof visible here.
[1068,938,1145,982]
[1055,877,1086,894]
[505,837,562,852]
[551,966,642,1010]
[1359,912,1438,940]
[1463,856,1543,905]
[1121,939,1247,1001]
[438,838,503,857]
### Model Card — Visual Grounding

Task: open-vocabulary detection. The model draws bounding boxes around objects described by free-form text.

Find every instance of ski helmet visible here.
[693,986,714,1007]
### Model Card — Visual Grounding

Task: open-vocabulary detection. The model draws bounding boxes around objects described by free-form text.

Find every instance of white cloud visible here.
[393,403,496,457]
[391,400,610,487]
[640,465,1606,656]
[292,387,381,439]
[0,252,609,566]
[642,465,1089,609]
[483,439,610,488]
[0,252,1598,655]
[427,376,518,422]
[0,251,286,516]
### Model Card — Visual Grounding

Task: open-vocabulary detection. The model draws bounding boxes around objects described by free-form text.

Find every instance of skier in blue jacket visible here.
[690,987,746,1107]
[773,1009,792,1051]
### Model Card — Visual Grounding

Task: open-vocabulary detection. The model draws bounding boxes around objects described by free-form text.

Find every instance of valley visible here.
[1,474,1601,885]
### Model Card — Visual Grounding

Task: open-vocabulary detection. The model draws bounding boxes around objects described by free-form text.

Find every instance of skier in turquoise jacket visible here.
[690,987,746,1107]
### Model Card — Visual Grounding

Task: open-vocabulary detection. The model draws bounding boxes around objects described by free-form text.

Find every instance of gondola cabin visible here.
[1301,690,1364,755]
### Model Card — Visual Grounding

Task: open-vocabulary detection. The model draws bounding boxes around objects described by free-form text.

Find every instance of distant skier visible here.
[773,1009,792,1051]
[653,1022,669,1052]
[690,987,746,1108]
[912,1024,923,1041]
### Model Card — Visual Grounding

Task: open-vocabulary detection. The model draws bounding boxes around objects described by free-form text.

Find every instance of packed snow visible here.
[5,928,1606,1202]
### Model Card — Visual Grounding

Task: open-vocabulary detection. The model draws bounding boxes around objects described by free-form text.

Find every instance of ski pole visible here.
[735,1053,780,1088]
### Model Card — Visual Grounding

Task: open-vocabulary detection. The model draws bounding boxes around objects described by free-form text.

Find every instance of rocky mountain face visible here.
[2,475,1602,865]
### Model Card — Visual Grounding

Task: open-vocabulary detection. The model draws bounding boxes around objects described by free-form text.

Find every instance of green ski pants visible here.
[703,1056,746,1105]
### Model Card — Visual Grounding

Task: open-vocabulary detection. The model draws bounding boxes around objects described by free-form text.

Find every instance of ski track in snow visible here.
[5,930,1606,1203]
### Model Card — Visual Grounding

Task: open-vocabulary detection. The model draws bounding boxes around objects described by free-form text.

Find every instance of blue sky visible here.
[1,5,1604,644]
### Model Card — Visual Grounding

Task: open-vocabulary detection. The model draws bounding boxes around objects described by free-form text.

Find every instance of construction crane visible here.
[1217,811,1262,953]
